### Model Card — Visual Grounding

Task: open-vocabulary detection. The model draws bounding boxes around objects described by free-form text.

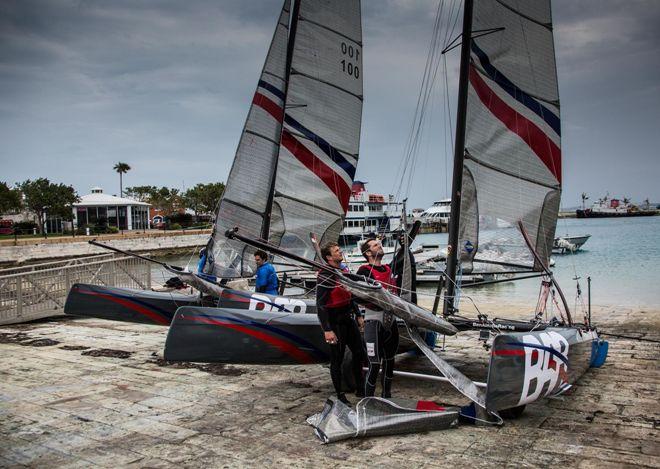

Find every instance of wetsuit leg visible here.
[380,323,399,398]
[364,320,382,397]
[328,322,348,397]
[345,320,366,395]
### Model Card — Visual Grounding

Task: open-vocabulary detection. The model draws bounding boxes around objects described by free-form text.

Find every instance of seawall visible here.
[0,230,211,265]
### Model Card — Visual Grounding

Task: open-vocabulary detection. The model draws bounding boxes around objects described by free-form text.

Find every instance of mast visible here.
[443,0,473,317]
[261,0,302,240]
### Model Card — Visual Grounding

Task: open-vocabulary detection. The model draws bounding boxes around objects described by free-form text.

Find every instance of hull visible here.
[64,283,317,326]
[485,327,599,412]
[65,283,203,326]
[552,234,591,254]
[164,306,330,364]
[164,306,416,365]
[576,209,656,218]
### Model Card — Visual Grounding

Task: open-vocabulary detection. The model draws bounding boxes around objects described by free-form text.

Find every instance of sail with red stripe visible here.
[208,0,290,277]
[207,0,363,277]
[270,0,363,261]
[459,0,561,272]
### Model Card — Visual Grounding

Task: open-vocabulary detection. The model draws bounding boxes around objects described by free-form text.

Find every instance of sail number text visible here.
[340,42,360,79]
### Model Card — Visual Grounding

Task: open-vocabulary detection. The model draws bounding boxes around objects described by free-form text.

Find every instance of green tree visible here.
[125,185,158,202]
[183,182,225,216]
[18,178,79,233]
[0,182,22,214]
[113,162,131,197]
[150,187,182,215]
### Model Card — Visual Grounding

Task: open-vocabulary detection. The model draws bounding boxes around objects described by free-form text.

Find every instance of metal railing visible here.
[0,254,151,325]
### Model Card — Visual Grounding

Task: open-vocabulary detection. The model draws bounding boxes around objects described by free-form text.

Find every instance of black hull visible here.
[65,284,203,325]
[576,209,657,218]
[164,306,417,365]
[164,306,331,364]
[64,283,318,326]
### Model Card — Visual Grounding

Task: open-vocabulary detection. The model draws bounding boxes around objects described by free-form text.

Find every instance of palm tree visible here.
[113,162,131,197]
[581,192,589,210]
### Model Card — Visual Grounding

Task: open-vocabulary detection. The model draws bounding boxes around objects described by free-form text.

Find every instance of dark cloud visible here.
[1,0,658,208]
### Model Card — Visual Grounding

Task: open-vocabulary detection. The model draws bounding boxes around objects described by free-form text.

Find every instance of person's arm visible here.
[316,271,334,332]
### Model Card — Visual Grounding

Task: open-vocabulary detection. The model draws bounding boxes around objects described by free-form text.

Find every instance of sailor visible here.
[254,250,278,295]
[356,238,399,398]
[316,242,366,405]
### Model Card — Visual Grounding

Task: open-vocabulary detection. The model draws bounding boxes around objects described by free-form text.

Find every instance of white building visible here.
[73,187,150,230]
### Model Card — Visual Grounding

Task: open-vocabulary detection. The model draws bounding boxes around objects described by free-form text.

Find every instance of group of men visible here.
[249,235,414,406]
[317,237,412,405]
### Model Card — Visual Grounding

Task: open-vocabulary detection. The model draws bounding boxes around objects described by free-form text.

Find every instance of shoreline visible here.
[0,230,210,266]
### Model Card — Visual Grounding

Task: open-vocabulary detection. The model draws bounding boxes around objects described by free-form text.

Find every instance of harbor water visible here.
[152,216,660,311]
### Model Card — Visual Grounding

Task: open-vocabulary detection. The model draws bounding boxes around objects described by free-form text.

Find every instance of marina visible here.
[2,0,659,465]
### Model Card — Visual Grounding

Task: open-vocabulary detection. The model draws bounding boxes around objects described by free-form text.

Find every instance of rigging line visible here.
[440,0,457,49]
[444,0,463,51]
[442,54,454,197]
[402,20,444,199]
[396,0,450,202]
[398,1,443,182]
[391,0,444,200]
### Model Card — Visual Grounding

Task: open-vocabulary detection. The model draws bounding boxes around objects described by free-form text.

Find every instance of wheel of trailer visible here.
[499,405,526,419]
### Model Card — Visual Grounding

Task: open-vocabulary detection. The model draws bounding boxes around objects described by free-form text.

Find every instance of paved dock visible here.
[1,307,658,468]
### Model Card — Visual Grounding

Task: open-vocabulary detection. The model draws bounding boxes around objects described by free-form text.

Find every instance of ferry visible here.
[576,195,657,218]
[339,181,403,243]
[420,198,451,225]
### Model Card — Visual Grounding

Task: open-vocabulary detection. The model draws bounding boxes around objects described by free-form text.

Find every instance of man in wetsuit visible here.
[356,238,399,398]
[254,250,278,295]
[316,242,366,405]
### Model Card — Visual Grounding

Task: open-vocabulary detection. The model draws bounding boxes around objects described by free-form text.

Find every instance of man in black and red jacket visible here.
[356,238,400,398]
[316,242,366,405]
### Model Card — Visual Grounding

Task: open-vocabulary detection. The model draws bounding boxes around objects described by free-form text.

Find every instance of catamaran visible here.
[65,0,438,364]
[65,0,607,434]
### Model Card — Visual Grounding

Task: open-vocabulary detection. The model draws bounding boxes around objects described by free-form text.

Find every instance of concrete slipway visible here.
[0,306,658,468]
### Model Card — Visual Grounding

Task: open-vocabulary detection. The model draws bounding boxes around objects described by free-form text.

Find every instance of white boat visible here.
[553,234,591,253]
[420,198,451,226]
[576,195,656,218]
[340,181,403,242]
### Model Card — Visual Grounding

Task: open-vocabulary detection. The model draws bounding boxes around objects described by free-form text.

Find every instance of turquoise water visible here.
[153,216,660,309]
[413,216,660,309]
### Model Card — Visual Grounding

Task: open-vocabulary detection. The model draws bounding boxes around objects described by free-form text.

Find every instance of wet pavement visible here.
[0,306,658,468]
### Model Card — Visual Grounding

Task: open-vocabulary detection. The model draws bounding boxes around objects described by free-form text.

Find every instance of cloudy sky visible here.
[1,0,659,210]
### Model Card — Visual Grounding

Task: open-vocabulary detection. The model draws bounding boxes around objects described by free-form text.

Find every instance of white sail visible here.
[459,0,561,272]
[208,1,291,277]
[270,0,364,261]
[207,0,363,277]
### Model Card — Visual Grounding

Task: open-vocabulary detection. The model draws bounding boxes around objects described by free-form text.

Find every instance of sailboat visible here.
[223,0,608,423]
[65,0,367,359]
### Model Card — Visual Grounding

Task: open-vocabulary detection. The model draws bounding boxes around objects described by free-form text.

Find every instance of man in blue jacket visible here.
[254,250,278,295]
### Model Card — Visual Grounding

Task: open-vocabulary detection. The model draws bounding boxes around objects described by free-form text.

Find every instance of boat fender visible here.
[590,339,609,368]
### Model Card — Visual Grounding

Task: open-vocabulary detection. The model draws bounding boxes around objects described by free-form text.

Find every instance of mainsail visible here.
[207,0,363,277]
[270,0,364,261]
[458,0,561,273]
